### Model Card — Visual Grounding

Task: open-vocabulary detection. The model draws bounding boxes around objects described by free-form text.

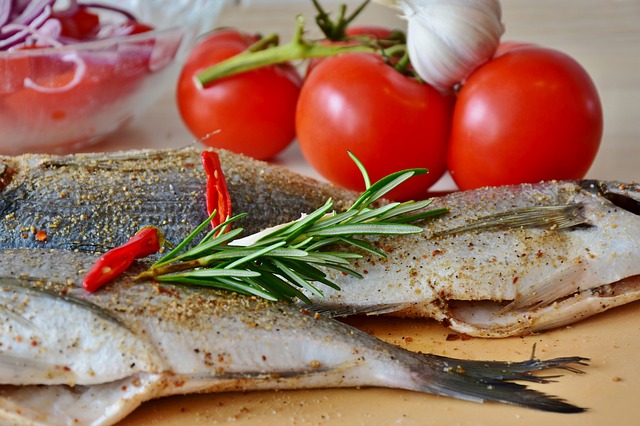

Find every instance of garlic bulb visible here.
[376,0,504,91]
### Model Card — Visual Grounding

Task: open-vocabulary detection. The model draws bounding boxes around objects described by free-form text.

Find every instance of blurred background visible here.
[220,0,640,182]
[96,0,638,184]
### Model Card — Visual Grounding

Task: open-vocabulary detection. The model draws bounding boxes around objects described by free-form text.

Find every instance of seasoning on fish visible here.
[305,180,640,337]
[0,249,588,426]
[136,162,444,304]
[1,148,639,337]
[0,147,358,251]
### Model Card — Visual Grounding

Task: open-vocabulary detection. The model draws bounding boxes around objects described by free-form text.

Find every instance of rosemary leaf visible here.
[157,275,277,300]
[362,170,423,205]
[309,223,423,236]
[386,207,449,224]
[304,236,343,252]
[153,213,246,267]
[336,236,386,257]
[344,203,400,224]
[160,268,260,279]
[308,209,359,229]
[224,241,288,269]
[244,267,311,303]
[349,168,427,210]
[270,258,324,297]
[377,199,434,221]
[165,227,244,263]
[303,251,361,266]
[153,209,218,267]
[280,199,334,243]
[348,150,371,189]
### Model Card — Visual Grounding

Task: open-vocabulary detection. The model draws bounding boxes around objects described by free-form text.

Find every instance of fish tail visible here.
[412,353,589,413]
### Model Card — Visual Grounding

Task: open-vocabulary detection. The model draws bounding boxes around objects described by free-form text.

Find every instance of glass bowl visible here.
[0,0,223,154]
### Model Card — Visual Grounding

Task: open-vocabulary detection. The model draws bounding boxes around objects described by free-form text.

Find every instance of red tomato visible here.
[296,52,453,201]
[448,46,603,190]
[177,29,301,160]
[306,26,399,76]
[345,25,397,41]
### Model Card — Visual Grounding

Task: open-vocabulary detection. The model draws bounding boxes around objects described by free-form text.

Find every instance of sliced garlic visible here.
[376,0,504,92]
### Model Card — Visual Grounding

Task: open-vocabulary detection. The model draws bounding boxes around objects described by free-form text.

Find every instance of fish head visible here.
[446,180,640,337]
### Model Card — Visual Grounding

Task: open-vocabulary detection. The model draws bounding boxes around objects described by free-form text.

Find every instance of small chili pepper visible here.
[82,226,163,293]
[201,150,232,230]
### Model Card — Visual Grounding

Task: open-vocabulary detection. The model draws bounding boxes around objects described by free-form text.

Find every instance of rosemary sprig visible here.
[137,155,447,303]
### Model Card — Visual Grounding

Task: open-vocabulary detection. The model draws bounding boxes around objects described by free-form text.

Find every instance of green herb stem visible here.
[137,158,448,303]
[196,15,376,86]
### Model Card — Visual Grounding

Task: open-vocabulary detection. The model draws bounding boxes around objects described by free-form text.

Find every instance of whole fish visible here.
[1,148,639,337]
[0,249,587,426]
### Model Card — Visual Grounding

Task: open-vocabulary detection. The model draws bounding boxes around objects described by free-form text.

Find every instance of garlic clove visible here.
[377,0,504,92]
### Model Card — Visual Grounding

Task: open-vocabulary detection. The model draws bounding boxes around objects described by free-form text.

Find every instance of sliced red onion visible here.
[23,51,86,92]
[0,0,12,28]
[3,19,60,47]
[11,0,55,26]
[50,0,79,18]
[1,1,146,50]
[1,1,55,48]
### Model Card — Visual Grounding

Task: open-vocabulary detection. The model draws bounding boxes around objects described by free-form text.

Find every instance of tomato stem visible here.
[393,49,412,74]
[247,33,279,52]
[196,15,376,86]
[312,0,371,40]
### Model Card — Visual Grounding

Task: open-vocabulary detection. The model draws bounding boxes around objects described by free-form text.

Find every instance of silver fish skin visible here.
[307,180,640,338]
[0,147,356,251]
[0,249,587,425]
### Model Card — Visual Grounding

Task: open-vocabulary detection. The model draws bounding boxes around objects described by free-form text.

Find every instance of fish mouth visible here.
[445,274,640,338]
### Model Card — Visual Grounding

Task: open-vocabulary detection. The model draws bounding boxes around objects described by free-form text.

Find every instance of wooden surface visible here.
[89,1,640,425]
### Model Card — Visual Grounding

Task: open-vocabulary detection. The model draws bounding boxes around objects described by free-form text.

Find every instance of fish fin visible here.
[0,354,65,385]
[0,374,160,426]
[304,302,413,318]
[1,276,129,330]
[434,204,587,237]
[0,304,35,330]
[503,266,586,312]
[419,353,588,413]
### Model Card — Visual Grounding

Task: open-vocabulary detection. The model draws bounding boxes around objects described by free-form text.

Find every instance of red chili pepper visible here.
[201,150,232,229]
[82,227,163,293]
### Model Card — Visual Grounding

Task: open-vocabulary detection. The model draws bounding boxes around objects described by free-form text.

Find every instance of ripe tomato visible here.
[306,25,400,76]
[177,29,302,160]
[448,45,603,190]
[296,52,453,201]
[345,25,398,41]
